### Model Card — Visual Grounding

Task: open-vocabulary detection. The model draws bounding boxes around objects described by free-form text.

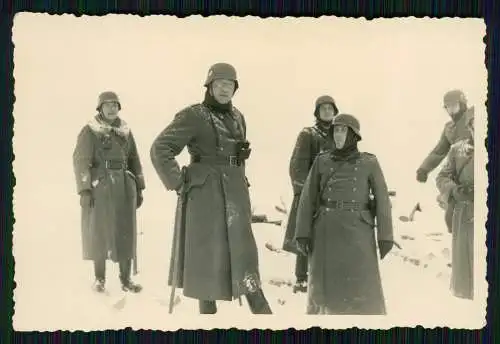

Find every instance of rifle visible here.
[168,167,188,314]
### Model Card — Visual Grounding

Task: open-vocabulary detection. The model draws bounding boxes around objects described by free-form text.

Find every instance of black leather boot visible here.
[199,300,217,314]
[119,259,142,293]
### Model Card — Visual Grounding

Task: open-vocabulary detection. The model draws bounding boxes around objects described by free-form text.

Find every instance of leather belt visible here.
[191,155,241,167]
[100,160,128,170]
[320,200,369,211]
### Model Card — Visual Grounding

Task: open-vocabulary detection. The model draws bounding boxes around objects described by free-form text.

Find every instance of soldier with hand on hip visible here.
[151,63,272,314]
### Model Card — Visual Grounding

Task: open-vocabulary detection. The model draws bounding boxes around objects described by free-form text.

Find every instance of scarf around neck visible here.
[331,128,359,160]
[202,89,233,113]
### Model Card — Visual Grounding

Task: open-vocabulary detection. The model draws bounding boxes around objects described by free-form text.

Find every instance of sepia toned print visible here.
[12,14,487,330]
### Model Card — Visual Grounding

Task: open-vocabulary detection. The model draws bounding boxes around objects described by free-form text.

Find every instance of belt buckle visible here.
[229,155,239,167]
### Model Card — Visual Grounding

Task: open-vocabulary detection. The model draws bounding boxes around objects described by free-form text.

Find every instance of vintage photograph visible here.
[12,14,487,330]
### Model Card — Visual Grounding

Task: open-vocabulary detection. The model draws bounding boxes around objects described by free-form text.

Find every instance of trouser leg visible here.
[119,258,131,284]
[295,254,308,282]
[94,259,106,282]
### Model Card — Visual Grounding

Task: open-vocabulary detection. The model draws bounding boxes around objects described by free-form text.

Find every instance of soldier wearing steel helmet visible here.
[150,63,273,314]
[416,89,475,233]
[72,91,146,294]
[436,112,475,300]
[282,95,339,294]
[294,114,394,315]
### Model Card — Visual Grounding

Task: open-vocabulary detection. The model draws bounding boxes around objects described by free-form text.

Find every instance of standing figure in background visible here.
[294,114,394,315]
[416,89,475,233]
[282,95,339,294]
[436,113,475,300]
[150,63,272,314]
[72,91,145,294]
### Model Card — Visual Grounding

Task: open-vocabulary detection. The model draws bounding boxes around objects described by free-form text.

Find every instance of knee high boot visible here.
[199,300,217,314]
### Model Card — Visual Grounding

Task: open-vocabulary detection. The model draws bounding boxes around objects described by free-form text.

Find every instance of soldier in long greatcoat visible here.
[150,63,272,314]
[436,113,475,300]
[416,89,475,233]
[282,95,339,293]
[294,114,395,315]
[73,91,145,293]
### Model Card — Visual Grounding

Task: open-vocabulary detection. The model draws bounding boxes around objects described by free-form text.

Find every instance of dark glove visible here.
[416,169,428,183]
[136,190,143,208]
[237,140,252,161]
[452,185,473,202]
[378,240,393,260]
[296,238,311,256]
[80,190,94,208]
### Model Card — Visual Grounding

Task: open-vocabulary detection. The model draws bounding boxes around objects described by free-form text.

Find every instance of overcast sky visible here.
[12,14,486,209]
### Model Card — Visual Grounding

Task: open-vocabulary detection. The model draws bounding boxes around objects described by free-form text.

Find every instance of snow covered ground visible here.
[11,14,487,331]
[12,185,486,330]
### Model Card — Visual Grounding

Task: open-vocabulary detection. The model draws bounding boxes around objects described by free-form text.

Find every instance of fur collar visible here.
[87,115,130,137]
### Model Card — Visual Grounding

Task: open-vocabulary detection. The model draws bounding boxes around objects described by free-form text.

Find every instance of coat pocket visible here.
[185,168,211,194]
[359,210,375,228]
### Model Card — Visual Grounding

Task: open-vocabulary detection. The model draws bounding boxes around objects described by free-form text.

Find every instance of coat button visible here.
[353,188,357,191]
[354,167,358,171]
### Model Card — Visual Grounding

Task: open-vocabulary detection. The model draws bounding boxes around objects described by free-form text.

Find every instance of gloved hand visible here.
[136,190,143,209]
[452,185,473,202]
[237,140,252,161]
[416,169,428,183]
[80,190,94,208]
[296,238,311,256]
[378,240,394,260]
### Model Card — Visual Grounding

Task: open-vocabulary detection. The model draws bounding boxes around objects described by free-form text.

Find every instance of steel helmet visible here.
[443,89,467,107]
[314,95,339,115]
[96,91,121,111]
[333,113,362,140]
[204,63,239,89]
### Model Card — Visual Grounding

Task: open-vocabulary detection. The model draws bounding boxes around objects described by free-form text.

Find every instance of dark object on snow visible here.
[399,202,422,222]
[275,205,287,214]
[252,214,267,222]
[251,214,282,226]
[401,235,415,241]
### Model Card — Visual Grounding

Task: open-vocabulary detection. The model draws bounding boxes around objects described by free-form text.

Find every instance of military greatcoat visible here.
[295,150,393,314]
[151,103,261,301]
